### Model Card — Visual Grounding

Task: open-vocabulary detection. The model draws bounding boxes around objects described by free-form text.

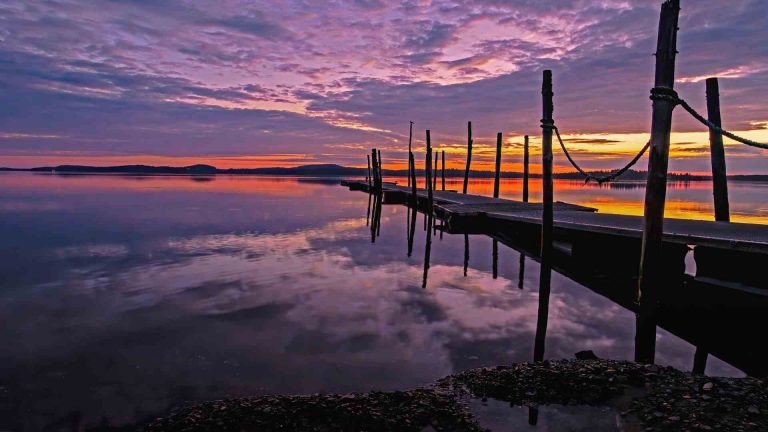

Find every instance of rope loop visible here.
[552,124,651,185]
[649,86,681,105]
[540,118,555,130]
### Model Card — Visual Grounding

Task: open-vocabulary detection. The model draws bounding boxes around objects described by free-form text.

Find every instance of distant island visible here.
[1,163,767,182]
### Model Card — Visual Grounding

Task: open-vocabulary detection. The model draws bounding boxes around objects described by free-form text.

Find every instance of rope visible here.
[650,87,768,150]
[552,125,651,184]
[676,100,768,150]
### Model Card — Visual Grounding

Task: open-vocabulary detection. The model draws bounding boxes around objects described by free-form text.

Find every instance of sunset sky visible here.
[1,0,766,173]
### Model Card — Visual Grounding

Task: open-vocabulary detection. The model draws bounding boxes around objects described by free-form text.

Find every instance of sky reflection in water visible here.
[0,173,757,429]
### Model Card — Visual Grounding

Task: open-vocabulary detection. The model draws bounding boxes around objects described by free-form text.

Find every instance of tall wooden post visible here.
[493,132,503,198]
[540,71,554,263]
[523,135,530,202]
[706,77,730,222]
[367,154,372,187]
[535,69,555,363]
[426,131,433,213]
[636,0,681,364]
[371,149,379,191]
[409,152,417,205]
[463,121,473,194]
[441,150,446,191]
[433,151,438,191]
[378,149,383,186]
[408,121,414,187]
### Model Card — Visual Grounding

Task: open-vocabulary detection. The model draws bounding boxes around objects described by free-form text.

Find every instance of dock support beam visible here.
[636,0,681,364]
[493,132,503,198]
[706,77,730,222]
[463,122,473,194]
[433,151,438,191]
[378,150,383,186]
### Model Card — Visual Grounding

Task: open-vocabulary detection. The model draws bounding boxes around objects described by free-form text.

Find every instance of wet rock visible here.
[575,350,599,360]
[146,360,768,432]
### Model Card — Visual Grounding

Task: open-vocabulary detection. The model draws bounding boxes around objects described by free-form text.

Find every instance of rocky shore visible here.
[146,359,767,431]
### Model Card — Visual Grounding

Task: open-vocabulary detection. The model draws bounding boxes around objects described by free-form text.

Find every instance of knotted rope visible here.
[650,87,768,150]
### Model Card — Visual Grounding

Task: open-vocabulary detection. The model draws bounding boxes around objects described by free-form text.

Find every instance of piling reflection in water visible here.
[357,188,768,379]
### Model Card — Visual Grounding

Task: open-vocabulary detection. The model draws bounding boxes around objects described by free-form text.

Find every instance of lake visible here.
[0,173,766,430]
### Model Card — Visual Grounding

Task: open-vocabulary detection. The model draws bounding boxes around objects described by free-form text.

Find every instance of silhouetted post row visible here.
[463,121,473,194]
[523,135,530,202]
[636,0,681,364]
[706,77,730,222]
[493,132,502,198]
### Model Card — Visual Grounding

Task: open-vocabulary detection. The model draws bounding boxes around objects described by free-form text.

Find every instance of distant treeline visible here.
[1,164,767,182]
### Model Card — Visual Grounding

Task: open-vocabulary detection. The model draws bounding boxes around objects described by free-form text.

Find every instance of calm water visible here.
[0,173,765,430]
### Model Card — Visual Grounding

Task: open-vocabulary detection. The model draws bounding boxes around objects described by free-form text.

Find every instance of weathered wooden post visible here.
[706,77,730,222]
[409,152,417,206]
[534,69,555,363]
[463,121,473,194]
[378,149,383,186]
[441,150,446,191]
[367,154,372,187]
[426,131,434,213]
[408,121,414,188]
[493,132,503,198]
[540,71,554,265]
[433,151,438,191]
[371,148,380,191]
[636,0,681,364]
[523,135,530,202]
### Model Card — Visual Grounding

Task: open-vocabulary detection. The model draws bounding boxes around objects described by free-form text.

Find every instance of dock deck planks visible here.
[341,179,768,254]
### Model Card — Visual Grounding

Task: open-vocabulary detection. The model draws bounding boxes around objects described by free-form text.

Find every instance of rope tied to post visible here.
[649,87,768,150]
[552,125,651,184]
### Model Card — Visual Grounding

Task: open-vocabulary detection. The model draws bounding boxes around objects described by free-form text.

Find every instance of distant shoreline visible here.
[2,163,767,182]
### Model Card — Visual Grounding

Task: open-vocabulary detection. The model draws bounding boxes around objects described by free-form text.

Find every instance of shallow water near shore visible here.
[0,173,764,430]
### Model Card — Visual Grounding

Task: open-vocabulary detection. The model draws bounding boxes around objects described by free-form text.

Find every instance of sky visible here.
[0,0,767,173]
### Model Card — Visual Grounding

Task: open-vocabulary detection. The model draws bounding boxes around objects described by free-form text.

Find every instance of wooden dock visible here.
[342,179,768,289]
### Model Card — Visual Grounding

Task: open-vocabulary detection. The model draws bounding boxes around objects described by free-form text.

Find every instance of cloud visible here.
[0,0,766,172]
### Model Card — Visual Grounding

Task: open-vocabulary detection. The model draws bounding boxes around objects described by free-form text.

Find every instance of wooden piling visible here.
[426,131,434,213]
[367,154,372,187]
[463,121,473,194]
[636,0,681,365]
[706,77,730,222]
[433,151,438,191]
[378,149,383,186]
[371,149,379,191]
[535,69,555,364]
[441,150,446,191]
[408,121,414,188]
[493,132,503,198]
[523,135,530,202]
[409,152,417,206]
[540,71,554,266]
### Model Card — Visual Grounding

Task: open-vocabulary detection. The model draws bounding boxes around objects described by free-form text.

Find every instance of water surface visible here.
[0,173,763,430]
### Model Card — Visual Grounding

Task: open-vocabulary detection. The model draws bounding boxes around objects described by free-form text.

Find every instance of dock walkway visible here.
[341,180,768,255]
